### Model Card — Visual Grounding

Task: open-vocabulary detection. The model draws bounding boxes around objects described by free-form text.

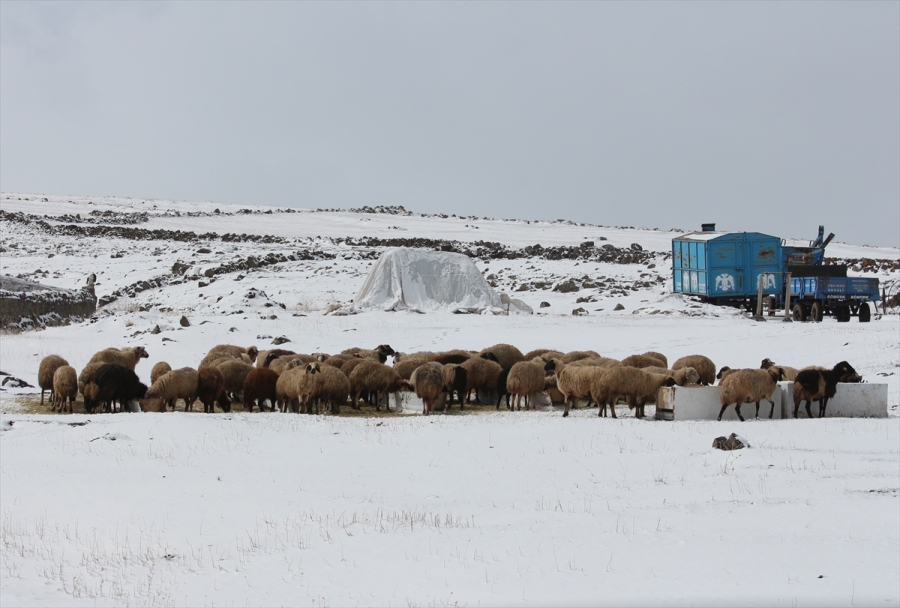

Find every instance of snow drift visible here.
[353,248,531,314]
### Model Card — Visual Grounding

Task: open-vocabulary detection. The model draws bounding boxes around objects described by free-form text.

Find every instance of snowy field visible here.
[1,193,898,606]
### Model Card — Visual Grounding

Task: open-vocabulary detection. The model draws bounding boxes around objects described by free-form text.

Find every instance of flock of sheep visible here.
[36,342,861,421]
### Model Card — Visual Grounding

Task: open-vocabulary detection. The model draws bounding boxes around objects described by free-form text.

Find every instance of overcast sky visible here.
[1,2,898,247]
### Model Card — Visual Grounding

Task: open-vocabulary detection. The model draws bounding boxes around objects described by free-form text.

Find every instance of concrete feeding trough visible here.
[655,385,783,421]
[655,382,889,421]
[779,381,888,419]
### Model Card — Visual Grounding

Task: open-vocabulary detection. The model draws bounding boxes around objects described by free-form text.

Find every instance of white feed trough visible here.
[778,381,888,419]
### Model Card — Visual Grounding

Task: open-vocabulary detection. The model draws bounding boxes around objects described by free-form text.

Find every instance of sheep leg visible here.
[563,395,573,417]
[716,404,729,422]
[804,401,814,419]
[734,403,745,422]
[755,401,761,419]
[768,399,775,419]
[819,397,828,418]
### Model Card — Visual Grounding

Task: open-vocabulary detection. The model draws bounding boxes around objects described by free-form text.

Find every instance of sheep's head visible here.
[681,367,700,385]
[135,346,149,359]
[833,361,857,378]
[305,362,321,375]
[839,372,863,383]
[246,346,259,362]
[543,359,558,373]
[376,344,395,356]
[481,352,500,363]
[766,367,784,382]
[313,353,329,362]
[715,366,732,380]
[760,358,775,369]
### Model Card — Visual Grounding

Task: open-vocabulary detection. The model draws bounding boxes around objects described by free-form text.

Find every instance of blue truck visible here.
[672,225,879,322]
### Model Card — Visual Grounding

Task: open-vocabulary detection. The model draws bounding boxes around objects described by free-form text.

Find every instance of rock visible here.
[602,244,615,251]
[580,241,594,248]
[614,303,625,311]
[198,281,209,288]
[630,243,643,251]
[172,262,189,275]
[150,325,161,334]
[554,279,580,293]
[540,301,551,308]
[572,307,589,316]
[179,315,190,327]
[712,433,747,451]
[272,336,291,345]
[197,248,212,254]
[203,268,216,278]
[1,376,33,388]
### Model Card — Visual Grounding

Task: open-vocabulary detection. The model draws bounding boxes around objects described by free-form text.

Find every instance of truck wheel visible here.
[766,296,777,317]
[792,304,806,322]
[810,301,824,323]
[859,303,871,323]
[836,306,851,322]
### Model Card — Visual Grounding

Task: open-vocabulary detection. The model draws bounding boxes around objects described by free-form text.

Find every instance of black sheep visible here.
[792,361,859,418]
[83,363,148,414]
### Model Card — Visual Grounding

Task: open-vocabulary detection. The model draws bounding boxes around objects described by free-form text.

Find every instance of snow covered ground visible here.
[1,193,898,606]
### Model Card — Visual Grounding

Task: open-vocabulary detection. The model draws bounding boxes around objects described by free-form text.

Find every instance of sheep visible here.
[642,351,668,367]
[258,349,296,368]
[716,366,738,382]
[145,367,200,412]
[322,355,352,369]
[214,359,255,401]
[38,354,69,405]
[198,366,229,413]
[78,362,105,398]
[442,364,468,409]
[51,365,77,413]
[621,354,667,369]
[348,361,404,411]
[393,357,429,380]
[505,359,549,410]
[545,359,601,417]
[393,351,437,364]
[718,367,783,421]
[199,351,253,368]
[432,350,474,365]
[342,344,395,363]
[561,350,601,364]
[275,362,321,413]
[589,367,676,419]
[479,344,525,370]
[495,367,512,410]
[672,355,716,386]
[341,357,369,379]
[760,358,799,381]
[270,354,322,375]
[309,365,350,414]
[461,357,503,404]
[641,366,700,386]
[88,346,149,370]
[792,361,859,419]
[523,348,564,362]
[410,362,446,415]
[82,364,147,414]
[150,361,172,385]
[207,344,259,364]
[242,367,279,412]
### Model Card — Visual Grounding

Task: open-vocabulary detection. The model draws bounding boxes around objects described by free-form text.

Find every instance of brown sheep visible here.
[150,361,172,385]
[393,357,429,380]
[432,350,474,365]
[479,343,525,370]
[506,359,548,410]
[567,357,622,368]
[641,366,700,386]
[38,354,69,405]
[461,357,503,404]
[242,367,279,412]
[442,364,468,409]
[214,359,255,399]
[792,361,858,419]
[410,362,446,415]
[322,355,352,369]
[544,359,601,417]
[641,352,668,367]
[146,367,200,411]
[342,344,395,363]
[51,365,77,413]
[88,346,149,370]
[672,355,716,386]
[561,350,601,364]
[719,367,783,421]
[198,366,229,413]
[208,344,259,364]
[341,357,368,378]
[275,362,321,413]
[199,352,253,368]
[589,367,676,419]
[621,354,667,369]
[257,348,296,368]
[523,348,564,362]
[348,360,404,411]
[760,358,799,381]
[309,365,350,414]
[78,362,105,398]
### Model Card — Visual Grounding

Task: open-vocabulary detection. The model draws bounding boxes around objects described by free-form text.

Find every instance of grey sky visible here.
[1,1,898,247]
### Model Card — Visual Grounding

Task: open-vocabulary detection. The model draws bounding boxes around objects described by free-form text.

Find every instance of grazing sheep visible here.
[242,367,279,412]
[506,359,548,410]
[348,361,404,411]
[322,355,352,369]
[199,352,253,368]
[269,354,323,375]
[51,365,77,413]
[461,356,503,404]
[479,344,525,370]
[410,362,446,415]
[719,367,783,421]
[342,344,395,363]
[82,364,147,414]
[442,364,468,409]
[276,362,321,413]
[393,351,437,364]
[309,365,350,414]
[214,359,255,400]
[561,350,601,364]
[641,351,668,367]
[198,366,229,413]
[545,359,601,417]
[341,357,369,378]
[641,366,700,386]
[523,349,563,362]
[139,396,168,412]
[78,362,105,398]
[432,350,474,365]
[760,358,800,381]
[672,355,716,386]
[38,354,69,405]
[258,349,296,368]
[150,361,172,385]
[208,344,259,364]
[88,346,149,370]
[145,367,200,412]
[590,367,676,419]
[394,357,429,380]
[495,367,512,410]
[568,357,622,369]
[793,361,859,419]
[621,354,667,369]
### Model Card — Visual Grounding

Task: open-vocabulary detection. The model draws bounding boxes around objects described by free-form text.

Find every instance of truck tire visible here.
[792,304,806,322]
[810,301,824,323]
[836,306,851,322]
[859,303,871,323]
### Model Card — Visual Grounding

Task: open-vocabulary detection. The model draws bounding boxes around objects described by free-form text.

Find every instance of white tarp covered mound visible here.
[353,248,531,314]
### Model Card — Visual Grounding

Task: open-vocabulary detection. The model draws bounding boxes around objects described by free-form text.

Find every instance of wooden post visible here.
[783,272,792,322]
[752,274,766,321]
